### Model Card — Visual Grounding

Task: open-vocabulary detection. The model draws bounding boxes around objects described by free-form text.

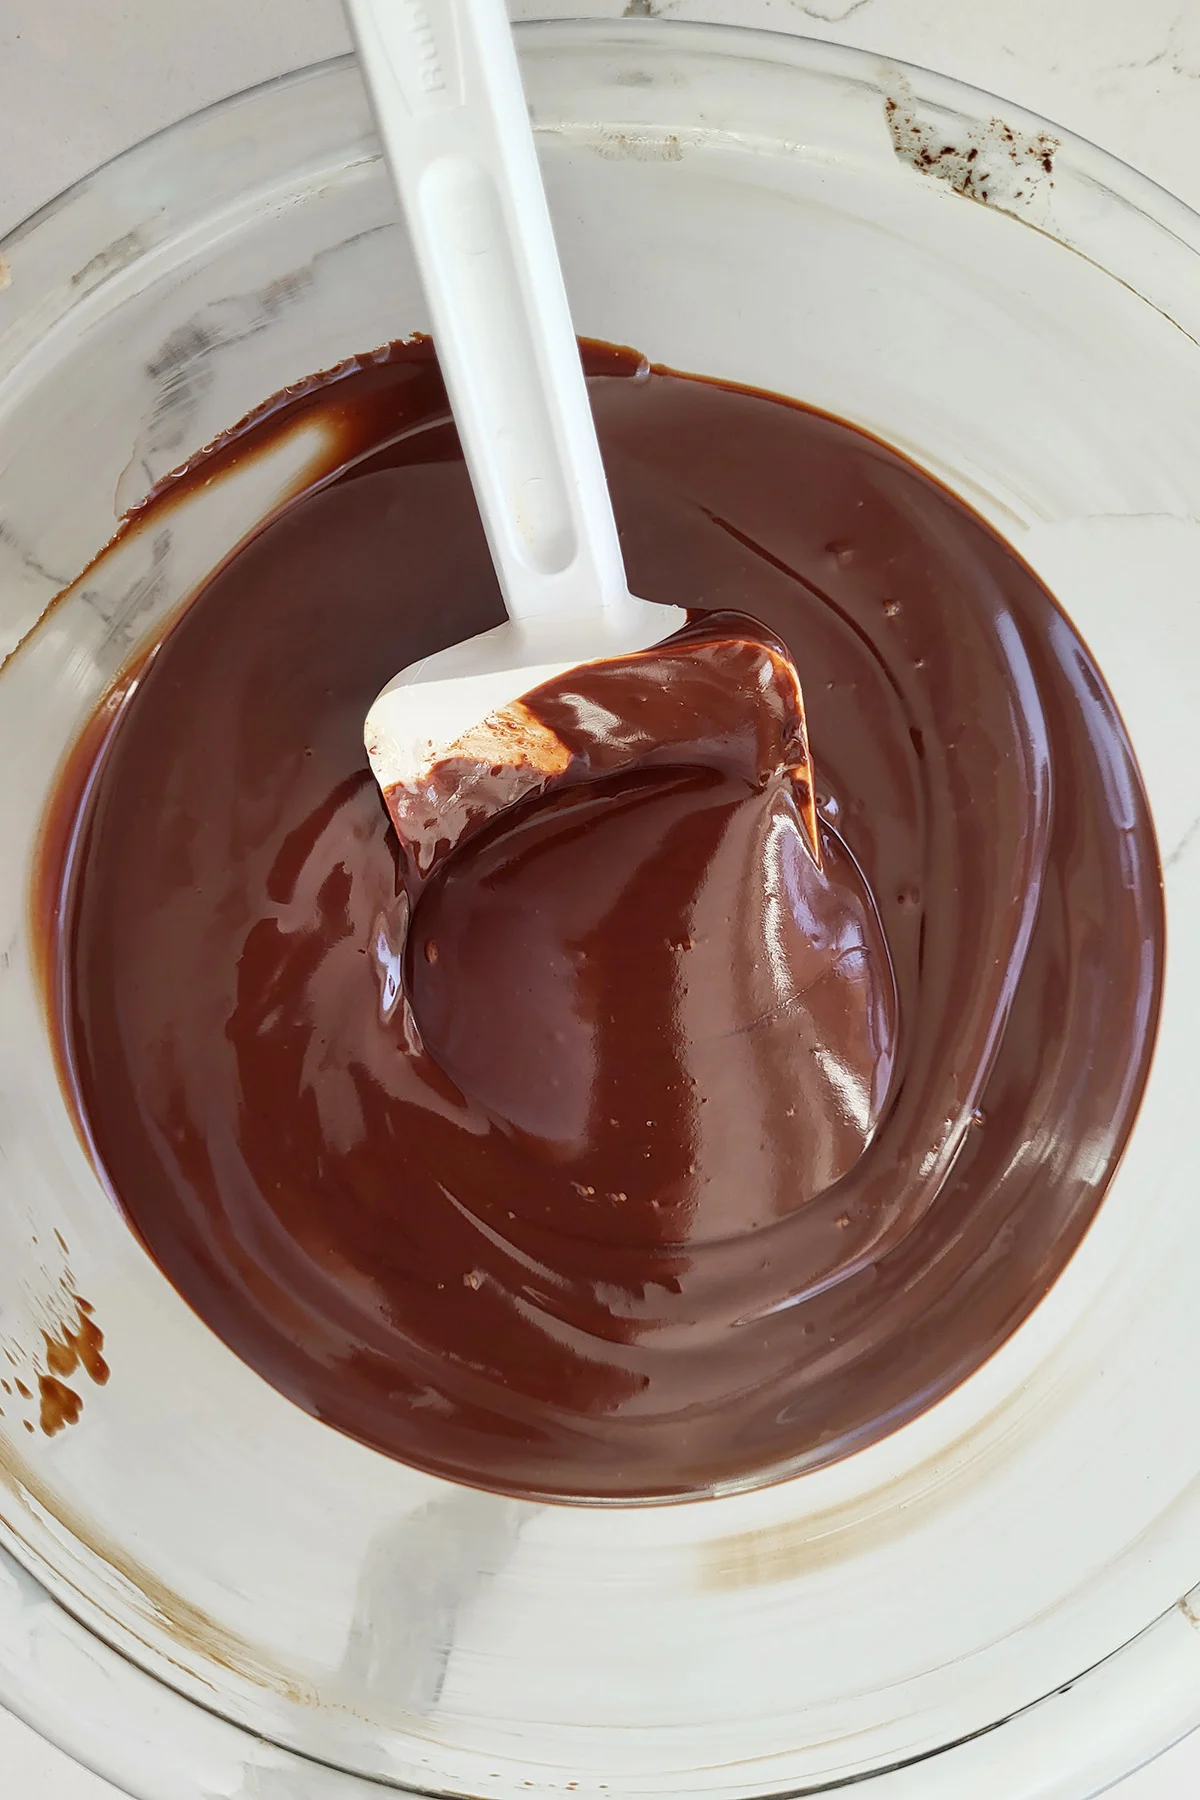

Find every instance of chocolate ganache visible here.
[38,340,1162,1499]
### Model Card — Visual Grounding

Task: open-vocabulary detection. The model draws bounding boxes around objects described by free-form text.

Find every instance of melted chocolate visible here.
[39,341,1162,1499]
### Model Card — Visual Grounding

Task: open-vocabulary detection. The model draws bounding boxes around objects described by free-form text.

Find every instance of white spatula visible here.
[346,0,688,814]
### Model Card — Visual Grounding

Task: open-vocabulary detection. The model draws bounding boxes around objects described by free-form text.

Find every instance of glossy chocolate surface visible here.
[40,341,1163,1498]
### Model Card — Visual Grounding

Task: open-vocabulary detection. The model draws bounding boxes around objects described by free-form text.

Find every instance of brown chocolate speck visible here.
[43,1299,110,1390]
[14,1380,31,1402]
[44,1330,76,1379]
[39,1374,83,1436]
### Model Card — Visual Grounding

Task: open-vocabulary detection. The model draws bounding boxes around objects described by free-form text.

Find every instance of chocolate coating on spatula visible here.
[405,613,895,1226]
[383,614,823,884]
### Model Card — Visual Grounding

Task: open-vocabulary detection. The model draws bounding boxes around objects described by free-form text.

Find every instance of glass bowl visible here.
[3,21,1200,1800]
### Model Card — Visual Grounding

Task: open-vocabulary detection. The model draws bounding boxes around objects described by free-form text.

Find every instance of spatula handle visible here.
[344,0,633,621]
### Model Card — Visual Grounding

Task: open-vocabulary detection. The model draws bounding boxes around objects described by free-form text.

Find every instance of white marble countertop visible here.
[2,1,1200,1794]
